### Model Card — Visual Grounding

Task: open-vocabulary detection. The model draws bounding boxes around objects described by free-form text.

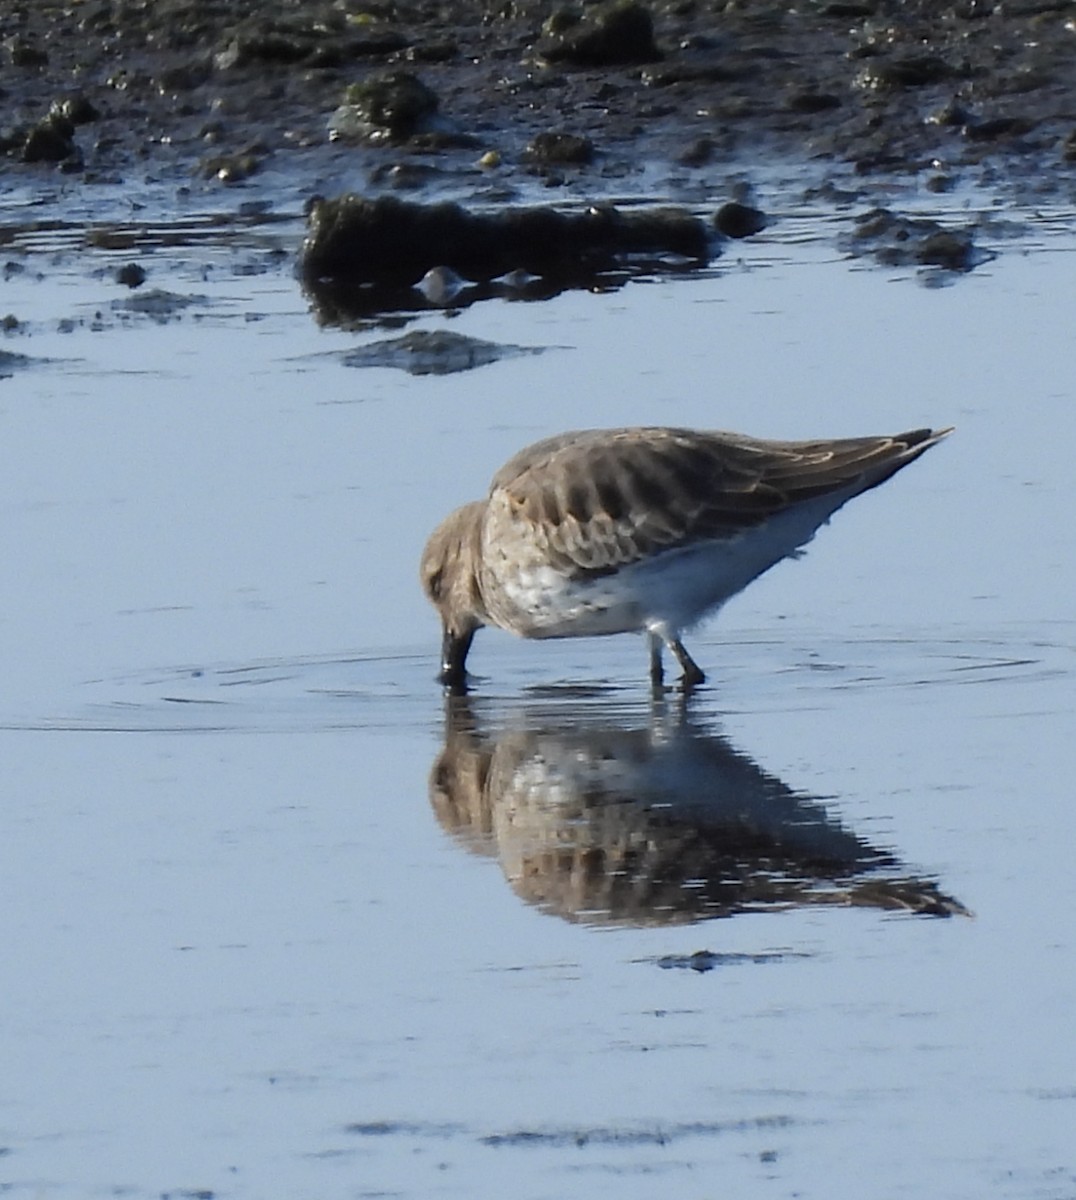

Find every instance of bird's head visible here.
[420,501,487,686]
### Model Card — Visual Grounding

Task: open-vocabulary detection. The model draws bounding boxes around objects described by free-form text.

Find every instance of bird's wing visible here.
[490,426,947,575]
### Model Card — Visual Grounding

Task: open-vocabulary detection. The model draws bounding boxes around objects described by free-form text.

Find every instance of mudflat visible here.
[5,0,1075,202]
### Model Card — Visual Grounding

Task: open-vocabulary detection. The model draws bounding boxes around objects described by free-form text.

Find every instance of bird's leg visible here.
[439,626,475,691]
[647,631,665,689]
[669,637,706,689]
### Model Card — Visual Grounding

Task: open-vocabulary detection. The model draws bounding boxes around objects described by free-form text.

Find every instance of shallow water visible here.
[1,197,1074,1198]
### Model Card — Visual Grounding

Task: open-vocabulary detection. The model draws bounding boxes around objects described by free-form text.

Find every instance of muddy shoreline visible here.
[4,1,1076,218]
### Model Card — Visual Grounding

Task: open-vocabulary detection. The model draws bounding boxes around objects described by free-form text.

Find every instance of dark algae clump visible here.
[300,195,711,286]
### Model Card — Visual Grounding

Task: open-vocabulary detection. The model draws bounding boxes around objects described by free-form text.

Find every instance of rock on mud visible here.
[3,91,96,166]
[341,329,546,376]
[844,208,993,273]
[0,349,36,378]
[536,1,662,67]
[522,131,595,166]
[214,18,406,70]
[329,71,440,143]
[196,146,267,183]
[111,289,204,321]
[115,263,147,288]
[299,194,710,286]
[714,201,767,239]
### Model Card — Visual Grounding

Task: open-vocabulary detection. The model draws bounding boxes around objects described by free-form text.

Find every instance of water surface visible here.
[1,199,1073,1198]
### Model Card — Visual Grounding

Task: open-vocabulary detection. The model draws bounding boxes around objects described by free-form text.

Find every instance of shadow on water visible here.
[429,689,967,927]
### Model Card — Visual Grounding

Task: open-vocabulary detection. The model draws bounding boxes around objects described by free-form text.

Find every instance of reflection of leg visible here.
[647,631,665,687]
[670,637,706,688]
[648,680,695,737]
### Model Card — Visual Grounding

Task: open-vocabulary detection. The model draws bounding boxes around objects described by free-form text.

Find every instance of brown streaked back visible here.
[490,426,951,576]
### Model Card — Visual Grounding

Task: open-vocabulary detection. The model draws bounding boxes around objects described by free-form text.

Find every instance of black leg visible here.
[647,632,665,689]
[670,638,706,689]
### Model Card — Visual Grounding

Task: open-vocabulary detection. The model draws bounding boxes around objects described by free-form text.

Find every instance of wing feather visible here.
[490,426,948,576]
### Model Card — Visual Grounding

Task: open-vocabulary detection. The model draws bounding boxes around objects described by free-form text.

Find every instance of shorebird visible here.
[420,425,952,689]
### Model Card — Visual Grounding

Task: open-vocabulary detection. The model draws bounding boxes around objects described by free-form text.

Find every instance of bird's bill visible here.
[439,626,475,689]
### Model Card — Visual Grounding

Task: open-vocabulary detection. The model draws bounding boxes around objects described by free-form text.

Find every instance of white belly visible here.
[484,490,854,640]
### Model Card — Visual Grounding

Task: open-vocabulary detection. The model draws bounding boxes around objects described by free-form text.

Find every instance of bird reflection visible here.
[429,692,966,926]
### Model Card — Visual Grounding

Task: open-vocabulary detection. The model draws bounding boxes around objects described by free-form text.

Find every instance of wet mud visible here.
[4,0,1076,212]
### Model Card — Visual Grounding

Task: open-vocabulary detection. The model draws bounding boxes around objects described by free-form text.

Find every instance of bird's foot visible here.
[670,638,706,690]
[679,663,706,690]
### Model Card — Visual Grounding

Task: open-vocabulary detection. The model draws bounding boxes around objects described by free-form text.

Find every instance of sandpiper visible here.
[420,425,952,688]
